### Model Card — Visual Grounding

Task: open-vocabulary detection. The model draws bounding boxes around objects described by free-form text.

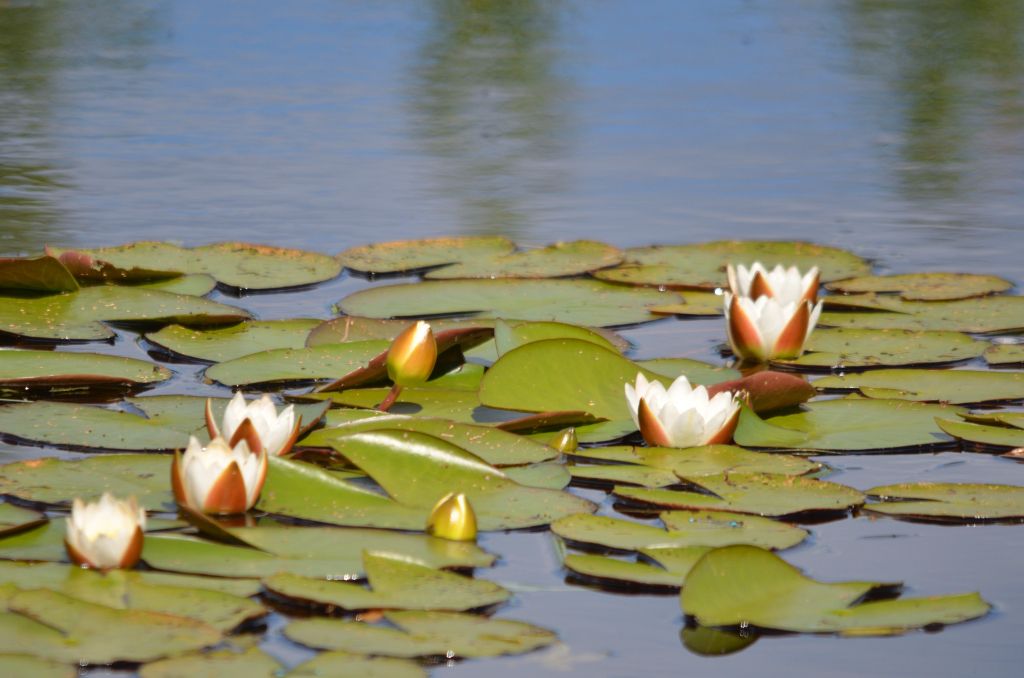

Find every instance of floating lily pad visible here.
[0,349,171,391]
[146,319,322,363]
[775,328,987,370]
[825,273,1012,301]
[306,316,495,348]
[734,399,964,452]
[503,462,571,490]
[0,505,46,537]
[49,242,342,291]
[325,430,596,530]
[136,274,218,297]
[936,418,1024,449]
[0,256,78,293]
[616,473,864,517]
[681,545,989,634]
[0,654,73,678]
[204,341,389,387]
[563,552,696,589]
[285,611,557,659]
[337,236,515,274]
[302,415,558,466]
[864,482,1024,521]
[633,358,740,384]
[959,411,1024,429]
[985,343,1024,367]
[265,552,509,611]
[680,625,758,656]
[0,403,189,452]
[567,445,821,478]
[127,395,328,442]
[288,651,426,678]
[306,387,484,423]
[551,510,807,551]
[0,286,250,342]
[337,279,678,328]
[814,369,1024,405]
[592,241,869,289]
[493,319,627,356]
[649,291,726,316]
[819,296,1024,334]
[425,240,623,279]
[140,647,281,678]
[568,465,680,488]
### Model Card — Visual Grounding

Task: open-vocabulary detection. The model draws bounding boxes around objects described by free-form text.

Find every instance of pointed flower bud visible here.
[207,392,301,457]
[727,262,820,304]
[171,435,268,515]
[387,321,437,386]
[65,493,145,570]
[549,427,578,453]
[625,373,741,448]
[426,492,477,542]
[724,292,823,362]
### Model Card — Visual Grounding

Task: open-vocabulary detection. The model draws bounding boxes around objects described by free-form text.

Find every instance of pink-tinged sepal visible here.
[748,270,773,300]
[229,418,263,455]
[203,461,249,515]
[704,406,740,445]
[771,301,811,360]
[65,538,95,569]
[726,294,767,361]
[118,526,145,569]
[170,451,187,505]
[637,397,673,447]
[205,398,221,438]
[801,269,820,304]
[276,416,302,457]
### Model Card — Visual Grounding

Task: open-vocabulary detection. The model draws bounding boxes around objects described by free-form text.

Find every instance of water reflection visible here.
[844,0,1024,202]
[407,0,571,239]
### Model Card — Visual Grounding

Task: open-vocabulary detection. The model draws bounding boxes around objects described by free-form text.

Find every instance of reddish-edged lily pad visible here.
[0,256,78,293]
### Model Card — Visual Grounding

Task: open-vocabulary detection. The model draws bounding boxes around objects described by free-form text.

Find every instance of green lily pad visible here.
[127,395,328,442]
[288,651,426,678]
[305,387,484,423]
[563,552,698,589]
[140,647,281,678]
[681,545,989,634]
[864,482,1024,521]
[285,610,556,659]
[825,273,1012,301]
[680,625,758,656]
[0,519,194,563]
[337,279,679,328]
[136,273,218,297]
[592,241,869,289]
[734,399,964,452]
[551,510,807,551]
[146,319,322,363]
[567,445,821,478]
[936,418,1024,449]
[985,343,1024,366]
[0,588,222,664]
[493,319,627,357]
[0,505,46,537]
[635,358,740,384]
[326,430,595,530]
[616,473,864,517]
[306,316,495,348]
[568,464,681,488]
[503,462,571,490]
[49,242,342,291]
[302,415,557,466]
[264,552,509,611]
[775,328,987,370]
[0,256,78,293]
[0,403,189,452]
[814,369,1024,405]
[959,411,1024,429]
[0,349,171,390]
[819,296,1024,334]
[0,654,73,678]
[649,290,727,316]
[424,240,623,279]
[0,286,250,342]
[337,236,515,274]
[205,341,389,387]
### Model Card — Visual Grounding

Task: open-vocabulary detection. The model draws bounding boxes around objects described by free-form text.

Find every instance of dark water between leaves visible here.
[1,1,1023,676]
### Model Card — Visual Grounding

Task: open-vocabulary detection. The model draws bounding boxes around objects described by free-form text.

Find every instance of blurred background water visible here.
[1,2,1023,677]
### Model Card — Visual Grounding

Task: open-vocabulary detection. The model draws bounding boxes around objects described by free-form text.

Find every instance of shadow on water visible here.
[844,0,1024,204]
[407,0,572,240]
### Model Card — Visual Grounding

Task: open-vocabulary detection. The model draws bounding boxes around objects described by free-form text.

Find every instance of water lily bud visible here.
[171,435,268,515]
[426,492,477,542]
[724,292,823,362]
[625,373,741,448]
[549,427,578,453]
[207,392,301,457]
[386,321,437,386]
[727,262,820,304]
[65,493,145,570]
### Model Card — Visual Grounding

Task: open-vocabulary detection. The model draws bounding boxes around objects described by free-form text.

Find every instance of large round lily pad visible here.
[204,341,388,387]
[819,295,1024,334]
[567,444,821,478]
[681,545,990,635]
[337,279,679,328]
[493,319,628,357]
[864,482,1024,521]
[146,319,321,363]
[0,403,189,452]
[814,369,1024,405]
[0,349,171,390]
[337,236,515,274]
[592,241,869,289]
[775,328,987,370]
[825,273,1012,301]
[0,454,172,509]
[424,240,623,279]
[140,647,281,678]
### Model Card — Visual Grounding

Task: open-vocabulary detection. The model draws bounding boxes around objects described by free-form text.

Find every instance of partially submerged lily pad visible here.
[825,273,1012,301]
[424,240,623,279]
[146,319,322,363]
[775,328,987,370]
[814,369,1024,405]
[337,236,515,274]
[0,349,171,391]
[563,552,698,589]
[935,418,1024,450]
[204,341,389,387]
[681,545,990,634]
[864,482,1024,522]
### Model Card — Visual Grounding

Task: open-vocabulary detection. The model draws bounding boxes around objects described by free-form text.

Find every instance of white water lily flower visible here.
[624,373,741,448]
[172,435,268,514]
[65,493,146,570]
[207,392,300,457]
[727,262,819,305]
[724,292,823,362]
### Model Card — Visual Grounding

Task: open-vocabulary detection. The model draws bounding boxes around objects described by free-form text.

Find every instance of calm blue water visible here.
[2,2,1023,676]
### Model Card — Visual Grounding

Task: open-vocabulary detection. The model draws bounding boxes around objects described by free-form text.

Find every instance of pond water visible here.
[1,1,1023,676]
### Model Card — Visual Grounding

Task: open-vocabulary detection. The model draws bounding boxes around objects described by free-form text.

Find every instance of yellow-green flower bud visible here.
[386,321,437,386]
[549,427,578,453]
[426,492,477,542]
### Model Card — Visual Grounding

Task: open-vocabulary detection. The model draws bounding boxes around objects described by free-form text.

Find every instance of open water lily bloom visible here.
[724,292,823,362]
[172,435,268,515]
[727,262,820,304]
[624,373,741,448]
[206,392,300,457]
[65,493,146,570]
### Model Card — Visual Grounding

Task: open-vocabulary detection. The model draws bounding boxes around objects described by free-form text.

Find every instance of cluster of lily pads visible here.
[0,236,1020,673]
